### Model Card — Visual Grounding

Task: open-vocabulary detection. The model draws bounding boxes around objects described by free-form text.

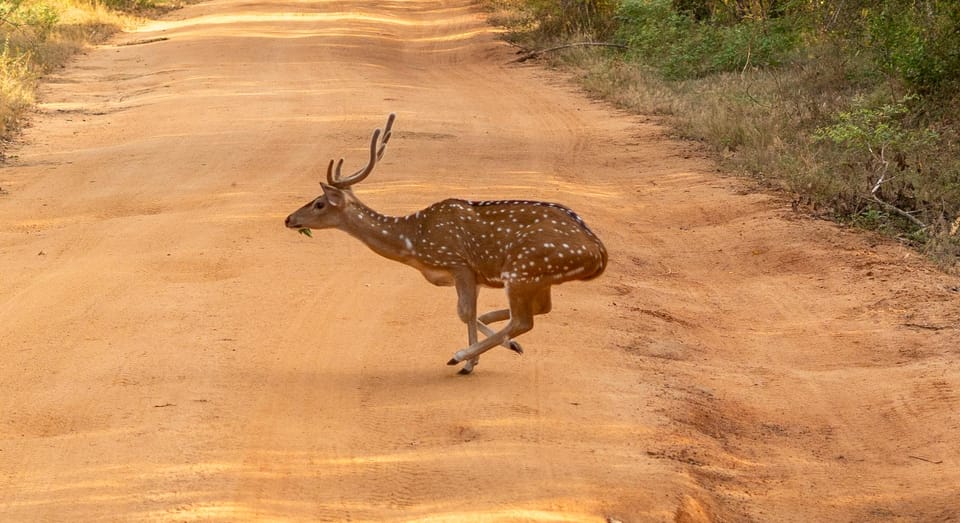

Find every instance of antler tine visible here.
[376,113,396,161]
[331,128,382,189]
[326,158,345,185]
[326,113,396,189]
[325,159,336,185]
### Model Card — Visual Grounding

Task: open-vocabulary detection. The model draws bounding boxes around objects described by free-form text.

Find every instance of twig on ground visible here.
[117,37,169,47]
[510,42,628,63]
[908,455,943,464]
[902,323,950,331]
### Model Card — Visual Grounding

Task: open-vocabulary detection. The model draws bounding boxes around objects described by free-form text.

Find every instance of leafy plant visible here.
[866,1,960,95]
[813,97,939,158]
[813,96,946,231]
[484,0,960,268]
[615,0,803,79]
[1,0,60,38]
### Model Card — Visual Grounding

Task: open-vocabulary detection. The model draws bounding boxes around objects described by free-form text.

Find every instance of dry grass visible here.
[0,0,173,152]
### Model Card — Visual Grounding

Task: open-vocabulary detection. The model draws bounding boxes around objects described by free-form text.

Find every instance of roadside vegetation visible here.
[0,0,176,152]
[485,0,960,270]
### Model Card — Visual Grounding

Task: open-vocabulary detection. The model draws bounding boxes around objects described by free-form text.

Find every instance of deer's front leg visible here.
[454,272,481,375]
[448,283,538,367]
[477,309,523,354]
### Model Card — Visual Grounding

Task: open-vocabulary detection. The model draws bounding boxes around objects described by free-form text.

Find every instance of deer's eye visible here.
[313,200,325,210]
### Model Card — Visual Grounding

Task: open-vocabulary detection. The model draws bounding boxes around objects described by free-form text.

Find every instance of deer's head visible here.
[285,114,395,231]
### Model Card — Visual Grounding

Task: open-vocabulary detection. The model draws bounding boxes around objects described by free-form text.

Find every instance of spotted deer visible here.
[285,114,607,374]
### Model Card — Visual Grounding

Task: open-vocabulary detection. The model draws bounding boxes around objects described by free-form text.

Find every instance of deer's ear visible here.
[321,183,345,207]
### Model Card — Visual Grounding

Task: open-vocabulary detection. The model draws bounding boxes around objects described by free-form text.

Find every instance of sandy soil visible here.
[1,0,958,521]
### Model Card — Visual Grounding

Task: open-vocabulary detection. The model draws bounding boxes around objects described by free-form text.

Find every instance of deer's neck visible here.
[339,199,419,264]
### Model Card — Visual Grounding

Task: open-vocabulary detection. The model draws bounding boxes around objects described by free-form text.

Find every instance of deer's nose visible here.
[284,215,296,228]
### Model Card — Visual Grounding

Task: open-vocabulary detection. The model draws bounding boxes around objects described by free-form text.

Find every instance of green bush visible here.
[1,0,61,39]
[811,95,959,234]
[813,97,939,159]
[615,0,802,79]
[865,1,960,96]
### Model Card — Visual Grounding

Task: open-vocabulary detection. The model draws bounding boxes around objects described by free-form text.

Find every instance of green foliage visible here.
[1,0,60,39]
[813,97,939,155]
[613,0,960,93]
[865,1,960,95]
[672,0,799,22]
[810,95,959,238]
[852,208,888,231]
[614,0,802,79]
[485,0,960,266]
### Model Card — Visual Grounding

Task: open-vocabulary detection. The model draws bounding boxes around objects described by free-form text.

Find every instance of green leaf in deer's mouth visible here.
[298,227,313,238]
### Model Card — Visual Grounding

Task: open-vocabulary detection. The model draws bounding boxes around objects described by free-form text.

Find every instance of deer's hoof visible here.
[508,341,523,354]
[447,350,469,366]
[458,366,473,375]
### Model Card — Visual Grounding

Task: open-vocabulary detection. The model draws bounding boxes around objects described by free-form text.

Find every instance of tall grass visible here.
[483,0,960,270]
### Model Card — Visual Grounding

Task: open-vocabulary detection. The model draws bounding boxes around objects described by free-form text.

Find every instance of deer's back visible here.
[412,199,607,287]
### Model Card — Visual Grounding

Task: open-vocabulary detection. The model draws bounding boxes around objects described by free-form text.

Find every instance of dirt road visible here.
[1,0,958,521]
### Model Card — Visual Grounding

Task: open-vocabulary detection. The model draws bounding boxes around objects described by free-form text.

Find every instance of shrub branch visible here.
[867,145,927,230]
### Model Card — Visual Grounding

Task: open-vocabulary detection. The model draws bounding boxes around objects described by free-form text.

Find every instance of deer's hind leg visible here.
[475,287,550,355]
[453,271,521,373]
[454,273,482,375]
[532,286,552,315]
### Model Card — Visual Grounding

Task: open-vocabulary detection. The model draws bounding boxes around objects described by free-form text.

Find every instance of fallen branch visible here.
[511,42,628,63]
[862,145,927,230]
[867,194,927,230]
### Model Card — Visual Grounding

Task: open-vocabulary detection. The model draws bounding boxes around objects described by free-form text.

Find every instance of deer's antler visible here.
[327,113,396,189]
